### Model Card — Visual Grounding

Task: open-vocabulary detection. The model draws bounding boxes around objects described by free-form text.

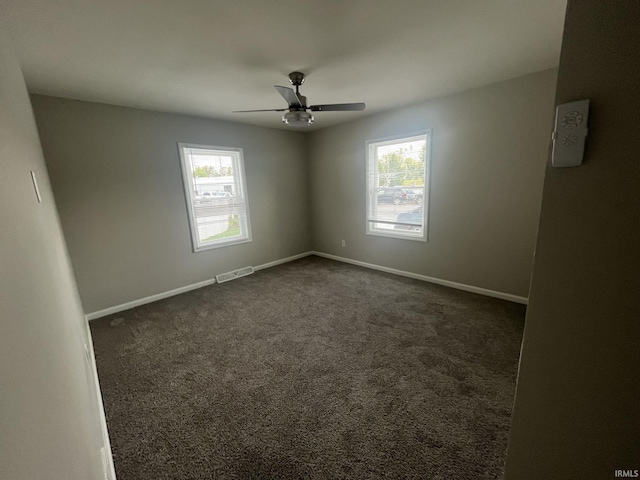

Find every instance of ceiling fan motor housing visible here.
[233,71,364,126]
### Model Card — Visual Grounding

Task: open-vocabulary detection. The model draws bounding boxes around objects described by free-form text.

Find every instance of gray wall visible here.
[308,70,557,298]
[505,2,640,479]
[0,25,105,480]
[31,96,311,314]
[33,70,556,314]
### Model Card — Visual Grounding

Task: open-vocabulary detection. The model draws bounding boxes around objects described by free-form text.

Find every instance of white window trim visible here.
[365,130,431,242]
[178,143,252,252]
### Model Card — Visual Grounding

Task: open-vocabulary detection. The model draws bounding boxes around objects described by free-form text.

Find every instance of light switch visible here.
[551,99,590,167]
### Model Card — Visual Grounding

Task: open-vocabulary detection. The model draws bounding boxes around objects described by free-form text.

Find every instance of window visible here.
[178,143,251,251]
[366,132,430,241]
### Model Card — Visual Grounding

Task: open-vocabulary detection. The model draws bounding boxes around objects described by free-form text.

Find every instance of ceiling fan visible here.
[233,71,366,126]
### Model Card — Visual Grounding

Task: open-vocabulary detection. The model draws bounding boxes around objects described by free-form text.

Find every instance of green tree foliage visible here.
[377,145,426,187]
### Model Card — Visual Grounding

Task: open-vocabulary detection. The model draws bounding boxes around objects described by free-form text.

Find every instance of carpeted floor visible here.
[91,256,525,479]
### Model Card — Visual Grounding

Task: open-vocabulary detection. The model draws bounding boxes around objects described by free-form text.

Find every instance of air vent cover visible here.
[216,266,254,284]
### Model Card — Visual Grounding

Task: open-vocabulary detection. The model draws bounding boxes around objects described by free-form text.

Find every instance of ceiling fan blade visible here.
[232,108,288,113]
[309,103,366,112]
[274,85,303,107]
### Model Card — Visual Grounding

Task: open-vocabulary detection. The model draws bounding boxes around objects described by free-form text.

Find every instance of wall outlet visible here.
[341,240,346,247]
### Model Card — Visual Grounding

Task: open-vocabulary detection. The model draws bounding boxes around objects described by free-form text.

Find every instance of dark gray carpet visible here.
[91,255,525,479]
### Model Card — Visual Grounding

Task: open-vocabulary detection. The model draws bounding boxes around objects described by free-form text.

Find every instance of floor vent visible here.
[216,266,254,284]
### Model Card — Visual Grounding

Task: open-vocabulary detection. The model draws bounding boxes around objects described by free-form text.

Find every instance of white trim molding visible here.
[85,250,526,320]
[311,251,528,304]
[84,321,117,480]
[85,252,314,320]
[253,251,312,271]
[366,131,431,243]
[81,249,524,479]
[85,277,219,320]
[177,143,253,253]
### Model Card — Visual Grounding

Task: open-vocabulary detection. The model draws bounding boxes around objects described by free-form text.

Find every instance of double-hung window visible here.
[366,132,430,241]
[178,143,252,251]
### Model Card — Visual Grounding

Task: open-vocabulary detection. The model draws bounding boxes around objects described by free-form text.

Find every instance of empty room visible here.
[1,1,638,479]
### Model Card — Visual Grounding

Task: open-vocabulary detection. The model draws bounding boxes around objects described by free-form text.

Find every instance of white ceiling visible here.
[4,0,567,131]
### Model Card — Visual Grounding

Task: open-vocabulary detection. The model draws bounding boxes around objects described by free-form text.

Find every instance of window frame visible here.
[365,130,431,242]
[178,143,252,252]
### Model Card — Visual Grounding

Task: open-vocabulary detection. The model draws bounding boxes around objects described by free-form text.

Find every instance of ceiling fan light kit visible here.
[282,111,314,126]
[233,71,365,127]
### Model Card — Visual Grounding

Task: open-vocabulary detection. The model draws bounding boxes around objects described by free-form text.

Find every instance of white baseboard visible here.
[81,249,522,480]
[85,277,218,320]
[86,249,526,320]
[85,251,314,320]
[310,251,528,305]
[84,321,117,480]
[253,251,313,271]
